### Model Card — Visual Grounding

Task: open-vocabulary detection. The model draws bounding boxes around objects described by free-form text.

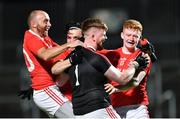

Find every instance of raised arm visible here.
[104,62,138,85]
[51,46,83,75]
[37,40,84,61]
[104,70,147,94]
[105,54,151,94]
[81,47,149,85]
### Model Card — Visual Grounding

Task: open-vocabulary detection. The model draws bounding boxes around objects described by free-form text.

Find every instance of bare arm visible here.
[37,40,84,61]
[55,73,70,87]
[104,61,138,85]
[117,70,146,90]
[51,47,83,75]
[80,47,140,85]
[105,70,146,94]
[51,59,72,75]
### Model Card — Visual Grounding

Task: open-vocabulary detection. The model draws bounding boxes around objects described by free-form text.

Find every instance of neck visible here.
[30,28,47,37]
[29,29,43,39]
[122,47,137,54]
[84,39,97,51]
[85,45,96,51]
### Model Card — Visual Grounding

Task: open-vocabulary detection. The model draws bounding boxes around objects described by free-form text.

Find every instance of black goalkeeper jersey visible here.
[67,47,111,115]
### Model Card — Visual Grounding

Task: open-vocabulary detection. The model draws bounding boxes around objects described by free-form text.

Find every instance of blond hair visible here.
[123,19,143,32]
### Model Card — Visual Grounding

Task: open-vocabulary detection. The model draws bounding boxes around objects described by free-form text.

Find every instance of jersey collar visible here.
[86,46,96,52]
[29,29,44,40]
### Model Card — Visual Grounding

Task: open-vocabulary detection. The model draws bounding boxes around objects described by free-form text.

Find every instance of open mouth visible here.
[127,41,135,45]
[46,27,50,31]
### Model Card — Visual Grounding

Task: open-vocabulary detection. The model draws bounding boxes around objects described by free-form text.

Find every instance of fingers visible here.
[18,90,26,96]
[69,40,84,48]
[18,91,27,99]
[143,53,150,64]
[104,83,110,89]
[109,88,116,95]
[18,88,33,100]
[104,83,116,95]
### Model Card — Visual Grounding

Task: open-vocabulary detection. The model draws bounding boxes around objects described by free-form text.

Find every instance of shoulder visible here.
[24,30,40,42]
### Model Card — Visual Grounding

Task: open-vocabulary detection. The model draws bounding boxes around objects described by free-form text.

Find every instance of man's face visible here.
[121,28,141,51]
[35,12,51,36]
[94,29,107,50]
[67,28,82,43]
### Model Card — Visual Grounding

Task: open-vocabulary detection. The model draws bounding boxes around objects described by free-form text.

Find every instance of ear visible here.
[92,35,96,42]
[120,32,124,39]
[139,35,142,40]
[92,34,94,38]
[31,20,37,28]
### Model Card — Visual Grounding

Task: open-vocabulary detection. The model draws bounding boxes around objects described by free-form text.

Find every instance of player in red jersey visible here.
[101,19,153,119]
[22,10,83,118]
[55,22,83,101]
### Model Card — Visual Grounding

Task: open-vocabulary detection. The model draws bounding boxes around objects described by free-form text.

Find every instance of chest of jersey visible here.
[68,59,108,95]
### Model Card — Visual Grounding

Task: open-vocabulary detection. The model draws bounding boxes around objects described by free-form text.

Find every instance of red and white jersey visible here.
[98,48,152,107]
[54,49,73,101]
[23,30,58,90]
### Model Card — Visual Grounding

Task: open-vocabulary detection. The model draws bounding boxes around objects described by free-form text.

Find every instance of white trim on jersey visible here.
[29,29,52,48]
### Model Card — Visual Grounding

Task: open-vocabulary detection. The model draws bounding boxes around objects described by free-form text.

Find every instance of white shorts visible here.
[75,105,121,119]
[33,85,71,117]
[115,104,149,119]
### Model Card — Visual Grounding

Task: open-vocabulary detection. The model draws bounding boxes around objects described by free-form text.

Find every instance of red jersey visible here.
[98,48,152,107]
[23,30,58,90]
[54,49,73,101]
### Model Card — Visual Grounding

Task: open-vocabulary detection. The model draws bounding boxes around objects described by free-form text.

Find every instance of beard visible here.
[37,26,49,37]
[97,42,104,51]
[42,31,48,37]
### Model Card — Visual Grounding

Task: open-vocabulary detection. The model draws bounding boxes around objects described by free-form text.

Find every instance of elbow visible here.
[43,56,51,61]
[51,67,58,75]
[41,52,53,61]
[51,68,56,75]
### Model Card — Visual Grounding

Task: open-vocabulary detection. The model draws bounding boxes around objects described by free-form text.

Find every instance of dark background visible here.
[0,0,179,118]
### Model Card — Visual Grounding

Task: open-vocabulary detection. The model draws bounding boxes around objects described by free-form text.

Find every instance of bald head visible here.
[27,10,49,28]
[27,10,51,37]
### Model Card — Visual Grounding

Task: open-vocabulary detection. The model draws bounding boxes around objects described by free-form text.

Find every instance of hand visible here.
[137,38,157,62]
[69,46,83,65]
[68,40,84,48]
[135,53,149,70]
[137,38,155,52]
[104,83,118,95]
[18,87,33,100]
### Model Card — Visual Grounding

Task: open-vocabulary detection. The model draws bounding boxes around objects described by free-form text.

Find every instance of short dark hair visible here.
[65,21,81,32]
[81,18,108,33]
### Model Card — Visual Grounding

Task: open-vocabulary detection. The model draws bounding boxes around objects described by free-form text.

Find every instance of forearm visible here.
[55,73,70,87]
[51,59,71,75]
[38,39,84,61]
[115,79,137,92]
[116,70,146,91]
[40,43,70,61]
[119,64,137,85]
[105,62,138,85]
